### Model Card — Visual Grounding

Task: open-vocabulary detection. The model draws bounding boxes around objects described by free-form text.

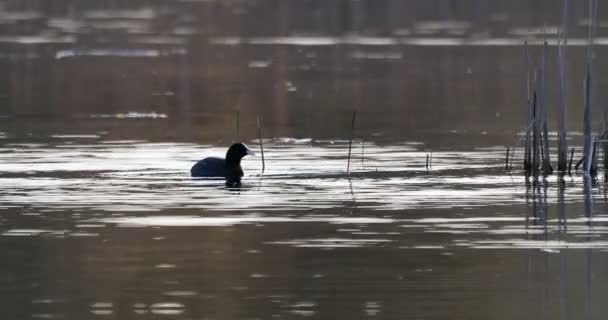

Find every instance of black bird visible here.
[191,143,255,183]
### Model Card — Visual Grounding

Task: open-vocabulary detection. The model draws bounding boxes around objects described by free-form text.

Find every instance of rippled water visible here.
[1,131,608,319]
[2,1,608,318]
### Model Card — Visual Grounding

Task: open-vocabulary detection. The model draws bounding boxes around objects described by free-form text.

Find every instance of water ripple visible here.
[0,139,589,212]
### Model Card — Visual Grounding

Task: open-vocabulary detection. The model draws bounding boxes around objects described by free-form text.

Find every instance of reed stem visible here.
[583,64,594,175]
[602,136,608,174]
[510,148,515,171]
[532,90,540,177]
[557,0,570,172]
[583,0,598,175]
[257,115,265,173]
[523,42,533,173]
[568,148,574,175]
[361,140,365,169]
[346,110,357,174]
[540,41,552,174]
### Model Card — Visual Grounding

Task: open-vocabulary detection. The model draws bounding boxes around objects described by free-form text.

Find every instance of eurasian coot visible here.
[191,143,254,183]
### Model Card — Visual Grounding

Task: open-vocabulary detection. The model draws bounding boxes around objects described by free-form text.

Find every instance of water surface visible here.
[1,128,607,319]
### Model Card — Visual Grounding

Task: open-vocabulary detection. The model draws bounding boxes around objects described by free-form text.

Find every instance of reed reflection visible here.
[524,174,604,320]
[558,177,568,232]
[583,175,594,225]
[525,173,602,236]
[525,176,548,233]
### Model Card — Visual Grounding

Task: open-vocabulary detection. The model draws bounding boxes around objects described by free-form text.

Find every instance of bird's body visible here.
[190,143,253,184]
[190,157,231,178]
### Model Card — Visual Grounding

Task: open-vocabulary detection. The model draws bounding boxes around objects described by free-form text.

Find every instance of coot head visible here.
[225,142,255,166]
[224,143,255,186]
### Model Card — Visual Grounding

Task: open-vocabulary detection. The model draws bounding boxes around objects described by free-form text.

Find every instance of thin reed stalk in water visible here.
[524,42,533,172]
[425,154,429,170]
[588,0,599,58]
[603,111,608,175]
[576,155,585,172]
[532,90,540,176]
[361,140,365,169]
[557,0,570,172]
[583,63,594,175]
[257,115,265,173]
[583,0,598,175]
[591,138,598,176]
[603,143,608,175]
[505,147,511,171]
[346,110,357,174]
[540,41,552,174]
[510,148,515,171]
[568,148,574,175]
[585,136,597,175]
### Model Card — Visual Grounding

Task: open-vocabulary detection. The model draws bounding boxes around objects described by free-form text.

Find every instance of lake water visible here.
[2,1,608,318]
[1,118,607,320]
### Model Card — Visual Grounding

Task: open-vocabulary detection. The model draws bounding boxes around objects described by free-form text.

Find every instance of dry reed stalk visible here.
[568,148,574,175]
[557,0,570,172]
[524,42,533,173]
[583,68,593,175]
[540,41,552,174]
[257,115,265,173]
[361,140,365,169]
[346,110,357,174]
[583,0,599,175]
[532,90,540,176]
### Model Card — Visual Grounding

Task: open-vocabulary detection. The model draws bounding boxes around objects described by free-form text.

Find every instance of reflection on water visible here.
[3,1,608,137]
[1,132,608,319]
[2,1,608,318]
[0,137,596,211]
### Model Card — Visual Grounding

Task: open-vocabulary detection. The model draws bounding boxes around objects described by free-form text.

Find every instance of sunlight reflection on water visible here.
[1,138,607,253]
[0,138,572,212]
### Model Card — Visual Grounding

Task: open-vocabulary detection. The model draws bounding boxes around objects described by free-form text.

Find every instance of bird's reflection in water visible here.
[224,179,260,192]
[225,179,242,189]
